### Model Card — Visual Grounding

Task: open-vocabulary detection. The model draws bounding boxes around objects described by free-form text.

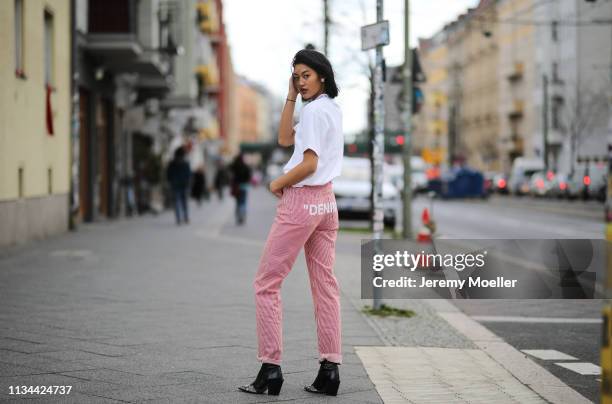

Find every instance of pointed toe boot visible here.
[238,363,284,395]
[304,359,340,396]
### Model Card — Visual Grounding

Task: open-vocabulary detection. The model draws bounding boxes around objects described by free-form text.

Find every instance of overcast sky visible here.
[224,0,479,136]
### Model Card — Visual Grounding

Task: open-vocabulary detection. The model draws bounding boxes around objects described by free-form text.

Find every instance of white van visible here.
[386,156,429,193]
[508,158,545,195]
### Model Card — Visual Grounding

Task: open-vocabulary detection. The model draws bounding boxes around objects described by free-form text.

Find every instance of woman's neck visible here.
[305,90,325,103]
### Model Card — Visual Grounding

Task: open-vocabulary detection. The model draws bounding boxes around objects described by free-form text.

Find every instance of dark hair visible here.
[292,49,339,98]
[174,146,185,160]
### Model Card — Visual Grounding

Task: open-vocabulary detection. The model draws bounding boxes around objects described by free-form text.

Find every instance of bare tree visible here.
[561,82,610,173]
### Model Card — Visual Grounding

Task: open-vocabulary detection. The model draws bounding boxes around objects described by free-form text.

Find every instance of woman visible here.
[238,49,344,396]
[229,153,252,225]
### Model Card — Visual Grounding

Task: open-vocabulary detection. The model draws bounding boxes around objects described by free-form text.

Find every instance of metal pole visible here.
[401,0,413,240]
[323,0,330,56]
[543,74,549,171]
[372,0,385,310]
[69,0,80,230]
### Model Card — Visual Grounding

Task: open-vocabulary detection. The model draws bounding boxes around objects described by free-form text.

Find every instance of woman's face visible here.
[293,63,323,101]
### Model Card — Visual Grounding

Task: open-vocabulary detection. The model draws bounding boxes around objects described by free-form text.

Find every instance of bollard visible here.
[602,306,612,402]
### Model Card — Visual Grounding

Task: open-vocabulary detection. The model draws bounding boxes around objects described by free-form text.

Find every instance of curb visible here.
[425,299,592,404]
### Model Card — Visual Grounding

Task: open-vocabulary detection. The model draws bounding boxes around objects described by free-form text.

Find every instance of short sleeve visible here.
[298,106,328,156]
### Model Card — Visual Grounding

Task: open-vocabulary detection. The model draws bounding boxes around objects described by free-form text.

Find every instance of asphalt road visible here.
[411,195,604,403]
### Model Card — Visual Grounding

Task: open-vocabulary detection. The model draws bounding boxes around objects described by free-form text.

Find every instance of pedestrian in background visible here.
[238,49,344,397]
[166,146,192,225]
[214,161,229,200]
[229,153,252,224]
[191,166,207,206]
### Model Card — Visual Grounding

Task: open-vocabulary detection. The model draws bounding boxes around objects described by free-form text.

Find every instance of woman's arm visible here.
[269,150,318,197]
[278,76,299,147]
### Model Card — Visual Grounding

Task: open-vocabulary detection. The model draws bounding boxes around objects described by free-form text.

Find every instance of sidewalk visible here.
[0,194,382,403]
[0,188,592,403]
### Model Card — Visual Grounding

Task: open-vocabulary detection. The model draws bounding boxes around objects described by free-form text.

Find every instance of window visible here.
[18,167,24,198]
[14,0,24,77]
[44,9,54,86]
[552,62,562,84]
[48,167,53,194]
[552,96,564,131]
[551,21,558,42]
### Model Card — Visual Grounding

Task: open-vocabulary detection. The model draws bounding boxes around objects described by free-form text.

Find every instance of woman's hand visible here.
[269,179,284,198]
[288,75,298,100]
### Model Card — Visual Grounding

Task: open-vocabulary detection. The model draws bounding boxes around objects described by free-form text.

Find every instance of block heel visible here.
[324,379,340,396]
[266,378,283,395]
[304,359,340,396]
[238,363,284,395]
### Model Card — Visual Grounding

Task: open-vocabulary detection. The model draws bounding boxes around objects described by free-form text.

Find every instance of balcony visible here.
[195,63,220,93]
[136,75,174,99]
[507,100,524,120]
[85,0,142,68]
[502,133,524,156]
[198,118,220,141]
[507,62,524,82]
[197,0,220,34]
[430,119,446,134]
[84,33,142,62]
[84,0,179,79]
[132,51,170,77]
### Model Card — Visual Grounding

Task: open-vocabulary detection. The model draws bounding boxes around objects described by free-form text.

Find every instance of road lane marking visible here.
[521,350,578,360]
[473,315,602,324]
[555,362,601,375]
[436,300,592,403]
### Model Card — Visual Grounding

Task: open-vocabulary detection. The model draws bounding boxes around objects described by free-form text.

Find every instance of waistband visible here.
[293,182,332,190]
[284,182,333,198]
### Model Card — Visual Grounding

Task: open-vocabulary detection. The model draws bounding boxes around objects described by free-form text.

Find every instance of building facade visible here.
[0,0,72,247]
[534,0,612,174]
[236,77,274,144]
[416,33,450,167]
[462,0,500,171]
[497,0,537,172]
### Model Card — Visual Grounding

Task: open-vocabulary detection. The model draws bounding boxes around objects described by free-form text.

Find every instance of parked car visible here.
[484,171,508,195]
[528,170,555,197]
[386,156,429,193]
[548,172,570,198]
[429,166,487,198]
[566,163,608,201]
[508,158,545,195]
[333,157,400,227]
[493,173,509,194]
[587,163,608,201]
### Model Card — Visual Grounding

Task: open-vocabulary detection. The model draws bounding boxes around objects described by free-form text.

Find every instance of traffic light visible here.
[413,87,424,114]
[394,49,426,115]
[412,48,426,114]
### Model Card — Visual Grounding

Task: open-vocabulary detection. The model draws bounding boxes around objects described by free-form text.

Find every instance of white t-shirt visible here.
[283,94,344,187]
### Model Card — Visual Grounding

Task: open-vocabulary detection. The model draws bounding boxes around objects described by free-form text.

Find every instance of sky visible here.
[224,0,479,136]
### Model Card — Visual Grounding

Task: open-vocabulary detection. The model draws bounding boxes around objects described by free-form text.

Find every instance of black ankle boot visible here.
[238,363,284,395]
[304,359,340,396]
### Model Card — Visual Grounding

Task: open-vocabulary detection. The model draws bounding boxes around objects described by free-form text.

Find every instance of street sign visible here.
[361,20,390,51]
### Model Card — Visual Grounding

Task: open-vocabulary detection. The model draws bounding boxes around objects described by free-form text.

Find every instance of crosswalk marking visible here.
[522,349,578,361]
[555,362,601,376]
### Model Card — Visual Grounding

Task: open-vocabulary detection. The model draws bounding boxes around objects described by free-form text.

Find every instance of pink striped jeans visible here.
[254,182,342,365]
